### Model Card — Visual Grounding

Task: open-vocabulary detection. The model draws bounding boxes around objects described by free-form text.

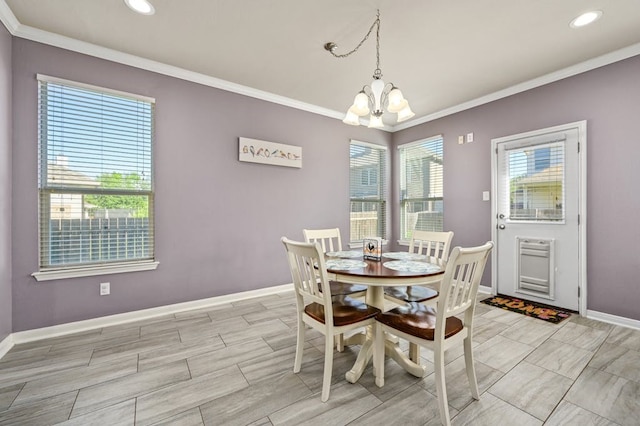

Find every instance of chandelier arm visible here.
[325,10,380,59]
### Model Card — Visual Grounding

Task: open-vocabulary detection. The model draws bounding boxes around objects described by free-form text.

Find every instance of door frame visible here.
[490,121,587,316]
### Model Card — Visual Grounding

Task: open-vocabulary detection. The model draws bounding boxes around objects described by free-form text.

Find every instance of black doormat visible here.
[481,294,573,324]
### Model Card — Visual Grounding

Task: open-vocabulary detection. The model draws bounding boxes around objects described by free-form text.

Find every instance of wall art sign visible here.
[239,137,302,168]
[363,237,382,261]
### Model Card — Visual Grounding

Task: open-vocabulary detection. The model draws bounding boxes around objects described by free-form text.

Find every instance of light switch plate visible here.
[466,133,474,143]
[482,191,490,201]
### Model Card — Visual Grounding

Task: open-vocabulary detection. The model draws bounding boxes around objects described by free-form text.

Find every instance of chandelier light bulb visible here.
[387,87,408,113]
[343,109,361,126]
[351,92,370,116]
[397,104,415,123]
[367,115,385,129]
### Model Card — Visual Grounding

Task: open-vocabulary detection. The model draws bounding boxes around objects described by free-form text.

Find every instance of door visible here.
[491,121,586,312]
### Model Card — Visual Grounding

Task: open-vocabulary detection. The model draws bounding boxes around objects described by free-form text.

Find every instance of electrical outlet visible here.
[100,282,110,296]
[458,135,464,145]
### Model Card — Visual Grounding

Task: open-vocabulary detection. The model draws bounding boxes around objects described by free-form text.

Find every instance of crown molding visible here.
[2,1,639,134]
[393,42,640,131]
[0,0,18,32]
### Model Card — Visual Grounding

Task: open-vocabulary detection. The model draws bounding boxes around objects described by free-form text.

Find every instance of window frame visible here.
[32,75,158,281]
[398,135,444,244]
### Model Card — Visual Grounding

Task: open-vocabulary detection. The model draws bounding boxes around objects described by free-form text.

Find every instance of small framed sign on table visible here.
[363,237,382,261]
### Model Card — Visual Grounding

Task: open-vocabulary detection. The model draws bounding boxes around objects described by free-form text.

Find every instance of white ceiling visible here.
[2,0,640,130]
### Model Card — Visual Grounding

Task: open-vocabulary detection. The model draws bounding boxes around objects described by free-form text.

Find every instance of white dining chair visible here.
[374,241,493,426]
[384,230,454,305]
[281,237,380,402]
[303,228,368,351]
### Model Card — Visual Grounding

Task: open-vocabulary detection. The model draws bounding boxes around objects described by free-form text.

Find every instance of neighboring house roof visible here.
[48,163,100,187]
[517,165,563,186]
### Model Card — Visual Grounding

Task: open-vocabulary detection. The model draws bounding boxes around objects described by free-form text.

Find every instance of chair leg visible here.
[434,350,451,426]
[374,324,385,387]
[321,333,334,402]
[409,342,420,364]
[293,316,305,373]
[335,333,344,352]
[463,336,480,399]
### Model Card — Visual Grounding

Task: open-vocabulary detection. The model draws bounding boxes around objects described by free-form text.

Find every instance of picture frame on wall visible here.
[238,137,302,168]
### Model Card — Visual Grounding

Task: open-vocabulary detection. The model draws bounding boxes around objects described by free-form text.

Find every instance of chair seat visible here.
[305,297,381,327]
[376,302,463,340]
[384,285,438,303]
[322,280,368,296]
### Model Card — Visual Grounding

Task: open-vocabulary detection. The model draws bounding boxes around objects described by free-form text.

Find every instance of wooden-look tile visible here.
[178,316,251,343]
[569,315,614,332]
[605,325,640,351]
[0,349,93,388]
[470,316,510,344]
[187,339,274,377]
[525,339,594,379]
[200,370,312,426]
[238,343,321,384]
[11,354,138,406]
[500,316,558,346]
[58,399,135,426]
[0,391,76,426]
[0,346,51,365]
[566,367,640,426]
[551,322,609,351]
[151,407,204,426]
[139,315,213,337]
[0,384,23,411]
[218,319,290,346]
[589,342,633,371]
[452,392,542,426]
[138,335,225,371]
[421,357,503,410]
[267,381,380,426]
[545,401,618,426]
[89,330,181,365]
[207,303,267,322]
[242,306,297,325]
[488,361,573,421]
[71,360,191,417]
[135,365,248,426]
[473,335,534,373]
[358,358,428,403]
[348,383,448,426]
[480,307,526,324]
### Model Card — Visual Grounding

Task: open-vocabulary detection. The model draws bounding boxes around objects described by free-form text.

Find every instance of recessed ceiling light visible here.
[570,10,602,28]
[124,0,155,16]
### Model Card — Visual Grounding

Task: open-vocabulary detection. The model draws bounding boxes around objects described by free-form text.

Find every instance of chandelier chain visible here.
[326,9,381,75]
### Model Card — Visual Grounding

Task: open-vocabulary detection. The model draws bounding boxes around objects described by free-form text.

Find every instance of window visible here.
[506,141,565,221]
[350,140,387,243]
[399,135,444,241]
[35,75,155,279]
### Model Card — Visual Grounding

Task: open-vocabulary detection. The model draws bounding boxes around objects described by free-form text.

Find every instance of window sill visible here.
[32,261,159,282]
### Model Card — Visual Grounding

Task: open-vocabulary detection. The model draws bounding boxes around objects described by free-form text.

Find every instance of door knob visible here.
[498,214,505,219]
[498,224,506,229]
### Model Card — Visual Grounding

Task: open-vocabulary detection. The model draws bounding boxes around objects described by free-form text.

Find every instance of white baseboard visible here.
[11,283,294,345]
[0,334,13,359]
[586,309,640,331]
[478,285,493,295]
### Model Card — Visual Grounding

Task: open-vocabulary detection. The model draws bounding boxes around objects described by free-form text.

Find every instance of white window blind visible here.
[504,140,565,221]
[37,75,155,270]
[399,136,443,240]
[350,141,387,243]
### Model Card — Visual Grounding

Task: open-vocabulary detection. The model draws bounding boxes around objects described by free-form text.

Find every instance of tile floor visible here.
[0,291,639,425]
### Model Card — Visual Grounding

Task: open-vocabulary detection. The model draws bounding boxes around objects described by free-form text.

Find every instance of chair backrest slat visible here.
[303,228,342,253]
[436,242,493,336]
[282,237,333,320]
[409,230,454,265]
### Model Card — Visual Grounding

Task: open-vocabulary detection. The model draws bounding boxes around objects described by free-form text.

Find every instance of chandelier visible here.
[325,9,414,128]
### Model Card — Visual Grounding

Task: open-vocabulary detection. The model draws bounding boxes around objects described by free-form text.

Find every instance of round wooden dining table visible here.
[325,253,444,383]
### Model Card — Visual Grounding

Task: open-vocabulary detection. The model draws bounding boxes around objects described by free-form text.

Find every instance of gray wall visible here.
[0,23,12,342]
[11,38,390,332]
[393,55,640,321]
[8,35,640,332]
